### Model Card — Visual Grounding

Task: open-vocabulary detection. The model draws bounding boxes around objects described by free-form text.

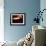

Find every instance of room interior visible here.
[0,0,46,46]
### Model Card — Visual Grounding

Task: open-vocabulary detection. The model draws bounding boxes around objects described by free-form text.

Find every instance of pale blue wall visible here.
[40,0,46,27]
[4,0,40,42]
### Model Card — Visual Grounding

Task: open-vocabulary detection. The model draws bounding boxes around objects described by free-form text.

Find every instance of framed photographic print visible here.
[10,13,26,26]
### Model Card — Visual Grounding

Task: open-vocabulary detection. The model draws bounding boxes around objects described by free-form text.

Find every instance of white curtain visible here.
[0,0,4,42]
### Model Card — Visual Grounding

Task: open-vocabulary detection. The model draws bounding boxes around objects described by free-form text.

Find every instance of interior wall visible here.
[40,0,46,27]
[4,0,40,42]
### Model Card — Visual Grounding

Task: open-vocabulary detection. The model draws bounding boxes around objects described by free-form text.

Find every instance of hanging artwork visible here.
[10,13,26,26]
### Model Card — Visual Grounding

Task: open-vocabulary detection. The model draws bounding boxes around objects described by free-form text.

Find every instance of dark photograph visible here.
[10,13,25,25]
[12,15,23,23]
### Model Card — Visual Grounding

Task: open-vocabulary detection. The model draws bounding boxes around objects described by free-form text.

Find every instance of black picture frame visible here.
[10,13,26,26]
